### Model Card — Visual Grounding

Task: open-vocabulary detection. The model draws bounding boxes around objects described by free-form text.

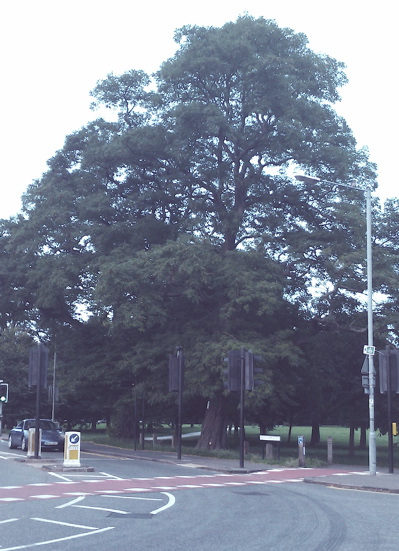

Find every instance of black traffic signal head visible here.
[0,383,8,403]
[223,350,241,392]
[245,350,264,391]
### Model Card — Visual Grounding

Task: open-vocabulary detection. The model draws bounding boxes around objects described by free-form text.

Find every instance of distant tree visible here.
[0,327,35,427]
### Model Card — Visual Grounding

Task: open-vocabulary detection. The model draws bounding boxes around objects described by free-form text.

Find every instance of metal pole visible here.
[386,346,394,473]
[177,347,183,460]
[239,347,245,469]
[51,351,56,422]
[134,392,138,451]
[34,345,42,459]
[366,186,376,476]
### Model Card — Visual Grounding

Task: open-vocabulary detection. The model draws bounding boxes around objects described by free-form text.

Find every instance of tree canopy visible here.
[1,16,397,449]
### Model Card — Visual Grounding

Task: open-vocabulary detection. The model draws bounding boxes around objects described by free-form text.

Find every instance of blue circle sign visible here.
[69,433,80,444]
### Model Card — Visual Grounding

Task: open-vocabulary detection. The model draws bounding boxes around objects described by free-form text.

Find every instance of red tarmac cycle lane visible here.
[0,467,359,503]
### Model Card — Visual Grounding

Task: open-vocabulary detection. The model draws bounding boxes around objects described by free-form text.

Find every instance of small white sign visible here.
[363,345,375,355]
[260,435,281,442]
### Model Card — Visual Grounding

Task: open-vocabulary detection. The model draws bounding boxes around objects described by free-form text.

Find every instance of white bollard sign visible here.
[63,431,81,467]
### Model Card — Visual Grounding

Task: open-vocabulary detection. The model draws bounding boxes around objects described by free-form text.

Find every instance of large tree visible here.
[5,16,381,447]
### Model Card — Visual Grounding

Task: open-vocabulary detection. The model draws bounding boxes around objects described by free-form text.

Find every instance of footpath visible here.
[80,441,399,494]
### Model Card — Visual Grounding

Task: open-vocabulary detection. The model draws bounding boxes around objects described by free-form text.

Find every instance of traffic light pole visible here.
[239,347,245,469]
[34,350,42,459]
[386,347,394,473]
[177,347,184,460]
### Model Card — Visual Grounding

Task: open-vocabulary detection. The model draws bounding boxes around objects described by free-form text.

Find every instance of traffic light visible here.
[0,382,8,403]
[223,350,241,392]
[245,350,263,391]
[361,357,370,394]
[169,350,184,392]
[379,348,399,394]
[169,355,179,392]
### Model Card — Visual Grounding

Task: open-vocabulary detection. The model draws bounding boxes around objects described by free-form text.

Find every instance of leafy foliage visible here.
[2,16,397,449]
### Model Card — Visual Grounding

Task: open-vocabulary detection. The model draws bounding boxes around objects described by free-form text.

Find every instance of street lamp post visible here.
[295,174,376,476]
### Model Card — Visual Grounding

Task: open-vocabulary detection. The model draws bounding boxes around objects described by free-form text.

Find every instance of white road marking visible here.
[48,472,74,482]
[73,505,130,514]
[102,495,163,501]
[32,517,99,530]
[31,495,60,500]
[151,492,175,515]
[0,518,19,524]
[119,488,149,492]
[0,526,114,551]
[56,496,86,509]
[99,471,123,479]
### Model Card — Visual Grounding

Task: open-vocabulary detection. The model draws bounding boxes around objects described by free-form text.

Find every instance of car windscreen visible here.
[25,420,58,430]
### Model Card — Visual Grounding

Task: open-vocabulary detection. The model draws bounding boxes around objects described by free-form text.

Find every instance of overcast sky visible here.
[0,1,396,219]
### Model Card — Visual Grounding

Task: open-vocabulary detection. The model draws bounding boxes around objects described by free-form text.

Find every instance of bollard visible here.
[152,434,157,447]
[27,428,41,458]
[63,432,81,468]
[244,441,249,455]
[327,436,333,465]
[298,435,306,467]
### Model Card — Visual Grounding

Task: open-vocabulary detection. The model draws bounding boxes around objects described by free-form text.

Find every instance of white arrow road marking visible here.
[151,492,175,515]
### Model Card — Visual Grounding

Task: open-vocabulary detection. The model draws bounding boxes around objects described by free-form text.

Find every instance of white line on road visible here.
[0,518,19,524]
[48,472,74,482]
[102,495,163,501]
[151,492,175,515]
[56,496,86,509]
[99,471,123,480]
[73,505,130,514]
[0,526,114,551]
[32,517,99,530]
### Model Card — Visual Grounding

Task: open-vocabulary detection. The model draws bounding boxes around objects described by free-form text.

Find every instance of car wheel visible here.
[8,435,17,449]
[21,436,28,451]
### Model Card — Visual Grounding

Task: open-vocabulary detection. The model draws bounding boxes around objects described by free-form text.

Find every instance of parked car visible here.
[8,419,65,451]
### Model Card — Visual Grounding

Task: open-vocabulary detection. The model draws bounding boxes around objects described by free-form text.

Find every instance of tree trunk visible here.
[196,394,227,450]
[310,421,320,445]
[349,425,355,456]
[359,424,367,449]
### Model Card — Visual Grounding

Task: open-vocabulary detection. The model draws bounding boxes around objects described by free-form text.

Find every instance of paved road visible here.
[1,466,360,503]
[2,440,399,550]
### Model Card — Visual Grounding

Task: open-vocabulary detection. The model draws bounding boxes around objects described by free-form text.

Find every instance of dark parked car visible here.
[8,419,65,451]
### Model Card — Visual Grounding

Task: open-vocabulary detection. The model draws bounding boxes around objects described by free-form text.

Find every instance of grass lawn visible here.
[78,423,399,468]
